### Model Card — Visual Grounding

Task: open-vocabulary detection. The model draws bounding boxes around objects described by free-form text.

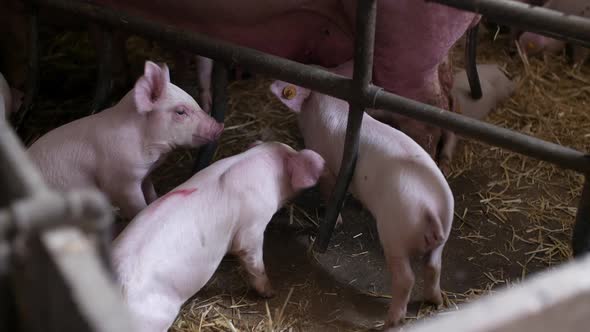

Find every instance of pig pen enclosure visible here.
[3,0,590,331]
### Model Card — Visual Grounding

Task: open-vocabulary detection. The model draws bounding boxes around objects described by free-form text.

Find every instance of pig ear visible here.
[269,80,311,113]
[287,149,325,191]
[133,61,170,113]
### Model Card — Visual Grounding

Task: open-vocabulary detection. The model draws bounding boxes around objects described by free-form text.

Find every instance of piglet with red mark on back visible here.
[28,60,224,220]
[112,141,326,332]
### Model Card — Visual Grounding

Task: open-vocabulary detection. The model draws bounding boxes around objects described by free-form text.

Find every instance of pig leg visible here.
[318,168,344,228]
[107,182,148,220]
[422,246,444,305]
[141,178,158,205]
[437,130,459,177]
[572,46,590,70]
[233,232,274,298]
[196,55,213,114]
[385,254,415,327]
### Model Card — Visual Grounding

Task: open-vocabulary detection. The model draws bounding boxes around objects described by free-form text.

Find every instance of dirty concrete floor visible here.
[15,23,585,331]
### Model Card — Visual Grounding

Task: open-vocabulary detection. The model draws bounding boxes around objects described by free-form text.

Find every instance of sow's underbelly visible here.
[91,0,354,67]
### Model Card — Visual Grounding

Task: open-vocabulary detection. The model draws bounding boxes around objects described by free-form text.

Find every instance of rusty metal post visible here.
[315,0,377,252]
[465,23,482,100]
[573,176,590,256]
[193,61,229,173]
[14,0,40,136]
[90,25,113,114]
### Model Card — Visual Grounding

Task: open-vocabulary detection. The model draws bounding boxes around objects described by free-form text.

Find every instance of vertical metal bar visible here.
[315,0,377,252]
[193,61,229,173]
[465,24,482,100]
[573,176,590,257]
[90,25,113,115]
[14,0,40,136]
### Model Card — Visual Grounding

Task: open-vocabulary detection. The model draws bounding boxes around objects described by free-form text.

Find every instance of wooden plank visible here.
[407,254,590,332]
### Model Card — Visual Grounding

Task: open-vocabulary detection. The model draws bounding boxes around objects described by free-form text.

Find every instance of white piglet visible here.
[28,61,224,219]
[112,141,326,332]
[438,64,516,174]
[270,61,455,328]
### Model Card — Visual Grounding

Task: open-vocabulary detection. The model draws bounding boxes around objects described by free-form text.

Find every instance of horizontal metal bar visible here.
[35,0,590,175]
[36,0,352,100]
[429,0,590,47]
[370,87,590,173]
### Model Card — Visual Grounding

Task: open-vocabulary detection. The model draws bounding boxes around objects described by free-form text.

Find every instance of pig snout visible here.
[209,121,224,141]
[196,120,224,144]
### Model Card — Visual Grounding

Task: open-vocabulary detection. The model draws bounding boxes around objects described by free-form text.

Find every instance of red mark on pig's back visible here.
[145,188,198,215]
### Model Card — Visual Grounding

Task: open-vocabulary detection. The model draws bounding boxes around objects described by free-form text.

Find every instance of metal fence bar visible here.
[428,0,590,47]
[32,0,590,254]
[315,0,377,252]
[33,0,590,173]
[35,0,352,100]
[11,228,134,332]
[0,117,131,330]
[369,88,590,174]
[573,177,590,256]
[465,24,482,100]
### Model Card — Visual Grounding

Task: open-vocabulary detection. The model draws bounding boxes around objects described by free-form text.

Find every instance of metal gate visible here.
[2,0,590,331]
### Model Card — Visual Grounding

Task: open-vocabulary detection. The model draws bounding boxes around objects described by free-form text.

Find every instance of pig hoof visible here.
[425,291,443,306]
[438,159,452,177]
[385,305,407,328]
[334,214,344,229]
[257,285,275,299]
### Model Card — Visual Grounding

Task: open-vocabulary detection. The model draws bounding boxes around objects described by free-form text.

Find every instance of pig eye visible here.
[175,109,187,116]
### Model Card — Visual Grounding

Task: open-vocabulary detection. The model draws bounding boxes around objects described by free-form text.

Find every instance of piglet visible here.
[112,141,325,332]
[438,64,516,175]
[270,61,455,328]
[28,61,224,219]
[519,0,590,67]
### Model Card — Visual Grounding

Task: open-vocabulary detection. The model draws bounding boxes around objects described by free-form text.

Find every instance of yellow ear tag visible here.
[282,85,297,100]
[527,42,536,50]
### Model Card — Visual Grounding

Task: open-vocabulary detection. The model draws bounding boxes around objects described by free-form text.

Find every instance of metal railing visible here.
[0,118,133,330]
[12,0,590,252]
[2,0,590,331]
